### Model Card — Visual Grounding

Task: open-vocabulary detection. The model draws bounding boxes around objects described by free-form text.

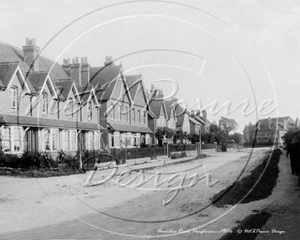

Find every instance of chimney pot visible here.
[22,38,40,71]
[76,57,79,63]
[81,57,84,63]
[72,58,75,64]
[85,57,88,63]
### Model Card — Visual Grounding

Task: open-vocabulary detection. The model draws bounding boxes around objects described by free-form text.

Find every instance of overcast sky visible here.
[1,0,300,132]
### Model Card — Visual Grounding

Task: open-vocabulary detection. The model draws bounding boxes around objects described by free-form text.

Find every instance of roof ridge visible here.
[0,61,20,65]
[0,41,24,52]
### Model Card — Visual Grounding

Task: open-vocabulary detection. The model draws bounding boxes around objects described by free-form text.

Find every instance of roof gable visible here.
[90,63,122,101]
[0,62,19,87]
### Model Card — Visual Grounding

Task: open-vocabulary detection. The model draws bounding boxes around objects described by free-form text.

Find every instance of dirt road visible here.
[0,148,270,239]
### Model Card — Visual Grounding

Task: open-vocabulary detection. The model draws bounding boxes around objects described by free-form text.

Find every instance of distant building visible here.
[243,116,296,145]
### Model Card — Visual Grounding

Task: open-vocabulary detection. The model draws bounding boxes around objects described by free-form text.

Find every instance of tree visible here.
[229,133,244,145]
[209,123,226,145]
[282,128,300,145]
[155,127,175,146]
[219,116,238,135]
[173,129,188,143]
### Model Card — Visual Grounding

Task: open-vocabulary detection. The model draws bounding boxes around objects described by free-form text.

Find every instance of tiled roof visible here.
[164,99,177,120]
[0,41,69,80]
[174,105,186,127]
[194,115,205,125]
[0,42,30,73]
[26,72,49,93]
[243,124,256,132]
[189,117,200,125]
[107,122,153,134]
[0,114,105,131]
[89,63,122,101]
[77,85,94,104]
[53,79,74,100]
[149,99,164,118]
[0,62,19,87]
[125,74,142,100]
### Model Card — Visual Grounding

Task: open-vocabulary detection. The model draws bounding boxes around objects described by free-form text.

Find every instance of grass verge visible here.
[0,167,85,178]
[211,149,281,206]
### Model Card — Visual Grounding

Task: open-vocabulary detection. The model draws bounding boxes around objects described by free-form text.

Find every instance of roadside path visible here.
[255,150,300,240]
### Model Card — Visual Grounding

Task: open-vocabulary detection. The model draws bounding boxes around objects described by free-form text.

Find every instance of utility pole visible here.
[199,127,202,155]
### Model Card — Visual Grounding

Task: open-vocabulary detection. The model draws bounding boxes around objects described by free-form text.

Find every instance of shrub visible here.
[170,151,187,159]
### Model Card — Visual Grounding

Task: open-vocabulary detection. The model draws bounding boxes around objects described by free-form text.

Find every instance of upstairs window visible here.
[11,86,18,110]
[67,99,73,117]
[42,92,48,114]
[132,108,135,123]
[142,111,146,124]
[88,102,92,120]
[111,103,115,120]
[119,105,122,121]
[124,106,128,122]
[137,110,141,123]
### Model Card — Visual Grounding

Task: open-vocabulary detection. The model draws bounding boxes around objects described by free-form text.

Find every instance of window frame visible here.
[42,92,48,115]
[87,101,92,120]
[11,86,18,110]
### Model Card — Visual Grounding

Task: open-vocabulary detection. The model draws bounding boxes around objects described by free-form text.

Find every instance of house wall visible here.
[0,72,31,115]
[182,114,190,133]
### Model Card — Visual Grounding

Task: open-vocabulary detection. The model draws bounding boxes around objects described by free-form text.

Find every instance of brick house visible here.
[87,57,153,149]
[147,86,168,144]
[243,116,296,145]
[0,39,104,155]
[164,99,177,130]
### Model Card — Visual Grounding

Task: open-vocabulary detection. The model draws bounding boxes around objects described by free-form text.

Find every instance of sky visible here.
[1,0,300,132]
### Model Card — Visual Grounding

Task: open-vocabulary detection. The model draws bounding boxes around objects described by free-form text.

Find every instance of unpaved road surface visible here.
[0,148,270,239]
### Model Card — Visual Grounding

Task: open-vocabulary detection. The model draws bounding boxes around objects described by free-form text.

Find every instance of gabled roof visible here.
[53,78,74,100]
[164,99,177,120]
[243,124,256,132]
[174,105,186,127]
[0,42,30,73]
[89,63,122,101]
[125,74,142,100]
[0,62,19,87]
[77,85,93,103]
[0,41,69,80]
[194,115,206,125]
[149,99,164,118]
[26,72,49,93]
[76,85,99,107]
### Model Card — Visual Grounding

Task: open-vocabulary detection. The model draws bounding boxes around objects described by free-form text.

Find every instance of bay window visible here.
[44,129,51,151]
[52,129,59,151]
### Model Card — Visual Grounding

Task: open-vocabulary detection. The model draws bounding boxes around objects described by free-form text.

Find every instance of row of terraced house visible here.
[0,38,208,155]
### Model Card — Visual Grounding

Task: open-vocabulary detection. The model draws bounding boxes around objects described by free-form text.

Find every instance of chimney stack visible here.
[202,110,207,122]
[69,57,82,85]
[104,56,114,66]
[283,118,287,130]
[268,117,271,129]
[190,110,195,117]
[81,56,90,86]
[22,38,40,71]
